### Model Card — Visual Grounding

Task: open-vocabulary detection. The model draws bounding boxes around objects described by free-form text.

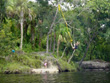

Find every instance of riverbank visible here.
[0,52,77,74]
[80,60,110,71]
[1,52,110,74]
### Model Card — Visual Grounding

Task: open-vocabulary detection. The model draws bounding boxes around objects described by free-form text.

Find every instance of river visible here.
[0,71,110,83]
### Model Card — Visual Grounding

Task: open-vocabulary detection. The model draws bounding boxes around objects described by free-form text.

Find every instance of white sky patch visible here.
[48,1,52,5]
[28,0,36,2]
[60,2,74,11]
[101,24,105,29]
[82,3,85,6]
[48,0,56,5]
[28,0,75,11]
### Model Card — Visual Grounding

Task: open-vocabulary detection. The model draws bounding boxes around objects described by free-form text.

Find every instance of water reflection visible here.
[42,74,48,83]
[41,73,56,83]
[0,71,110,83]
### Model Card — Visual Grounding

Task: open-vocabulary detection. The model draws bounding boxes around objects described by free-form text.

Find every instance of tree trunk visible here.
[39,30,42,49]
[24,22,28,40]
[90,44,95,60]
[49,32,52,51]
[46,7,58,53]
[68,50,75,64]
[57,38,60,56]
[61,42,69,58]
[53,31,56,53]
[79,41,90,66]
[61,46,67,59]
[79,29,98,66]
[46,34,49,53]
[20,10,24,50]
[31,26,35,49]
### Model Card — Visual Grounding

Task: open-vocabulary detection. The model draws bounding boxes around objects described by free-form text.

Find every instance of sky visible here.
[28,0,74,10]
[28,0,36,2]
[28,0,56,4]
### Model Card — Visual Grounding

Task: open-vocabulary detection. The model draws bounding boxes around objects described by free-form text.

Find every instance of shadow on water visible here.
[0,71,110,83]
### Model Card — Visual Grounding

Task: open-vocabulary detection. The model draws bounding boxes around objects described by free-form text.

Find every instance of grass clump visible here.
[58,59,77,72]
[0,53,44,74]
[12,54,41,68]
[3,62,30,73]
[0,58,7,73]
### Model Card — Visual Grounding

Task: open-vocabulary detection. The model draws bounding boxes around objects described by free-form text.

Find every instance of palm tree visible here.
[28,2,38,48]
[6,0,28,50]
[56,25,70,56]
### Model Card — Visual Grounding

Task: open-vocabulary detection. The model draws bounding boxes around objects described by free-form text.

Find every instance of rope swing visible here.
[58,4,73,43]
[58,4,80,51]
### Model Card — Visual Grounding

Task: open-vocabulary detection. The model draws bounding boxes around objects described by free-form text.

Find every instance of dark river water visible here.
[0,71,110,83]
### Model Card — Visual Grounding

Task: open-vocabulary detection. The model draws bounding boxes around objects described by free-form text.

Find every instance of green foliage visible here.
[0,0,7,23]
[23,43,33,53]
[0,19,18,56]
[11,54,41,68]
[0,58,6,72]
[0,54,43,73]
[58,59,77,71]
[3,63,30,73]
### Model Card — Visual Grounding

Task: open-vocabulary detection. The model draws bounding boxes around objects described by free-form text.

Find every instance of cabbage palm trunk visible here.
[20,9,24,50]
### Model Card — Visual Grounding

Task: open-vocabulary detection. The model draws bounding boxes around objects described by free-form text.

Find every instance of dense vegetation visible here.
[0,0,110,73]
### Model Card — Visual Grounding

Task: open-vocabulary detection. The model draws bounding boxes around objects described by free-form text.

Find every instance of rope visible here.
[58,4,73,42]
